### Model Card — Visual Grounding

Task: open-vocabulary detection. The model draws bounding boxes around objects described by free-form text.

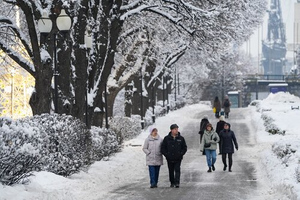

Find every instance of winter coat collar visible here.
[148,134,160,140]
[168,131,181,138]
[204,130,214,136]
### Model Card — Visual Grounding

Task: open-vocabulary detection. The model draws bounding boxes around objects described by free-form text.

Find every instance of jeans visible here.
[205,149,217,167]
[167,161,181,185]
[149,166,161,186]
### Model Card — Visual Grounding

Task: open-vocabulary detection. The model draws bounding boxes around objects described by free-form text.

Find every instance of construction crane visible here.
[262,0,287,76]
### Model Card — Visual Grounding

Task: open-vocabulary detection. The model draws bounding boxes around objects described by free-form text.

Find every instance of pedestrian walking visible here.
[161,124,187,188]
[200,123,220,172]
[223,95,231,118]
[213,96,221,118]
[143,128,163,188]
[216,115,226,154]
[199,115,209,155]
[219,123,238,172]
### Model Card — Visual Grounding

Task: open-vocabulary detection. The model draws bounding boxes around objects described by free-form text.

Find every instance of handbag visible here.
[204,134,214,148]
[204,143,211,148]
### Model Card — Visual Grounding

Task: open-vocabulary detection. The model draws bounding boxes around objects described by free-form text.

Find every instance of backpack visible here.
[224,100,230,107]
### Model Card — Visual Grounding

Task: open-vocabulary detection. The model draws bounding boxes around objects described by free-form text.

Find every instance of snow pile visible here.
[0,114,119,185]
[251,92,300,198]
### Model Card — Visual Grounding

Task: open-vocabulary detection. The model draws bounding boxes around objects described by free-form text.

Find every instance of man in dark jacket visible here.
[161,124,187,188]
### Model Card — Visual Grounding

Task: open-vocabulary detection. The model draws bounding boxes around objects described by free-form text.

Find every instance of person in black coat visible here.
[161,124,187,188]
[215,115,226,154]
[219,123,238,172]
[199,116,209,155]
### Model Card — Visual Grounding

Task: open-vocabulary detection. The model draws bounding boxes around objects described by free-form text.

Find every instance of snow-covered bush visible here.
[90,126,120,161]
[261,114,285,135]
[0,114,93,185]
[109,116,141,144]
[18,114,91,176]
[272,143,296,166]
[296,165,300,183]
[0,119,41,185]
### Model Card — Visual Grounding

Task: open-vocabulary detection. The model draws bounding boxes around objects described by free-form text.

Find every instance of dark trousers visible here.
[218,141,222,154]
[225,112,229,118]
[167,161,181,185]
[149,166,160,186]
[222,153,233,169]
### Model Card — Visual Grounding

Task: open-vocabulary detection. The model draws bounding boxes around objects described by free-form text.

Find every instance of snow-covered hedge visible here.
[90,126,120,161]
[0,114,120,185]
[109,116,141,144]
[261,114,285,135]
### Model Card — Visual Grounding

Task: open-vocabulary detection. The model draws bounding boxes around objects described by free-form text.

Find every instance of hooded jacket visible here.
[143,134,163,166]
[219,124,238,154]
[161,132,187,162]
[200,130,220,151]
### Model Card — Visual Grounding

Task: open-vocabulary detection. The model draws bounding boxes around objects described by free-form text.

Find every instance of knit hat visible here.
[203,115,208,119]
[170,124,179,130]
[219,115,224,121]
[206,123,213,129]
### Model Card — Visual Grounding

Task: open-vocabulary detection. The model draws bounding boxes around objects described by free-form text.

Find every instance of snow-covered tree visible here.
[0,0,267,126]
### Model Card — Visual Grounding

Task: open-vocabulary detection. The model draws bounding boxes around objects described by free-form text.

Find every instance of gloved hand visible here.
[213,137,217,142]
[236,147,238,151]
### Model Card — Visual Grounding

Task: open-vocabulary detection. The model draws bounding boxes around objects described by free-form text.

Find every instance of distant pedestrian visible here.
[200,123,220,172]
[213,96,221,118]
[199,115,209,155]
[219,123,238,172]
[216,115,226,154]
[223,95,231,118]
[143,128,163,188]
[161,124,187,188]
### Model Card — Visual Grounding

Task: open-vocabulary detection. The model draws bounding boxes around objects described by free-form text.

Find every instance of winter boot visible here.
[223,165,227,171]
[212,165,215,171]
[229,168,232,172]
[207,167,212,172]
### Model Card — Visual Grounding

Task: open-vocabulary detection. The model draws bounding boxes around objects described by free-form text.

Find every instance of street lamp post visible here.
[84,30,92,128]
[37,9,72,113]
[140,68,144,129]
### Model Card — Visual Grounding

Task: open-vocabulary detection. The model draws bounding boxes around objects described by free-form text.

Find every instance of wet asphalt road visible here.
[103,109,262,200]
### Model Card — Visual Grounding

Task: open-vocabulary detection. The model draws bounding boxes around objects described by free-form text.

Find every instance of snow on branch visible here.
[120,0,142,11]
[0,17,33,58]
[120,4,155,21]
[0,40,36,76]
[164,45,187,67]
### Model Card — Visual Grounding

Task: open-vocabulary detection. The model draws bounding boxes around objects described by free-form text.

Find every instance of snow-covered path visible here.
[0,103,285,200]
[102,107,270,200]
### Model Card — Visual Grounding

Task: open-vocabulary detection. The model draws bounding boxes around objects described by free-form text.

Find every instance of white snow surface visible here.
[1,92,300,199]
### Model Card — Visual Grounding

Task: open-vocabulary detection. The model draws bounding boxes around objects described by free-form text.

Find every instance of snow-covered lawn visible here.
[0,103,211,200]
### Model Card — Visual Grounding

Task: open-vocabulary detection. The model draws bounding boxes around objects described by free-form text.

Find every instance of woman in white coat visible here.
[143,128,163,188]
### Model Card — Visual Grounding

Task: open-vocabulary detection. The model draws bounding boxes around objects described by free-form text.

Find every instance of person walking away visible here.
[219,123,238,172]
[213,96,221,118]
[200,123,220,172]
[143,128,163,188]
[216,115,226,154]
[199,115,209,155]
[223,95,231,118]
[161,124,187,188]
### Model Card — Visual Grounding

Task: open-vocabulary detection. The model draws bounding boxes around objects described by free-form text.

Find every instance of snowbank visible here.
[250,92,300,199]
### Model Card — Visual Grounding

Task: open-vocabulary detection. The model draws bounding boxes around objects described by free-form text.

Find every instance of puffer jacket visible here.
[161,132,187,162]
[143,134,163,166]
[200,130,220,151]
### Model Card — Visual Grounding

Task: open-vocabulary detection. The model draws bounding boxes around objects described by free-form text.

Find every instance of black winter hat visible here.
[170,124,179,130]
